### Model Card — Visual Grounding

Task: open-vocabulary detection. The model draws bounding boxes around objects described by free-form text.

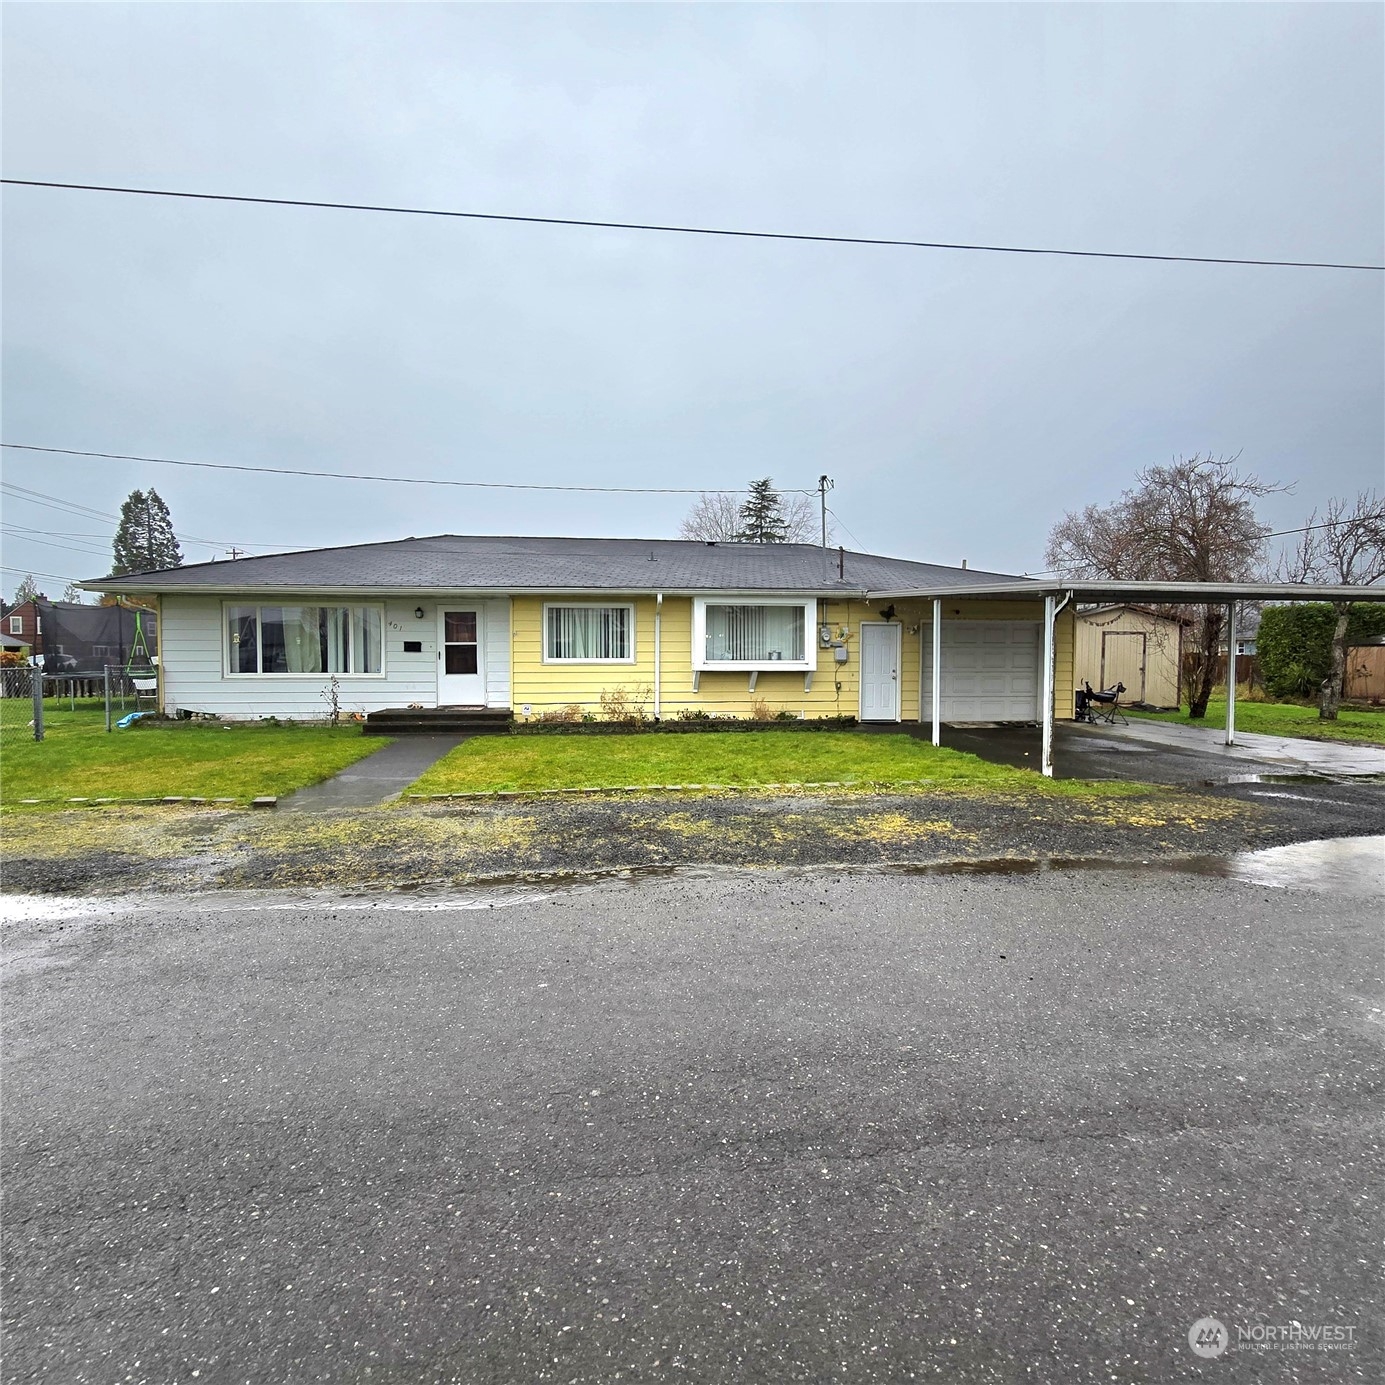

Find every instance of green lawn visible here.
[0,702,386,807]
[1126,698,1385,746]
[408,730,1125,796]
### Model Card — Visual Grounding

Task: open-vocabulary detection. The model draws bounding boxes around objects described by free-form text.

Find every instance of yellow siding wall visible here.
[510,595,1076,722]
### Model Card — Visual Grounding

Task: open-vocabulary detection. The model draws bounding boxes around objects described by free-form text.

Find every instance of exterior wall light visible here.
[414,607,425,620]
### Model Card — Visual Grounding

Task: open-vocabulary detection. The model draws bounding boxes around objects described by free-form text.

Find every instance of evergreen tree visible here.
[112,489,183,575]
[9,574,39,606]
[61,582,88,604]
[735,478,790,543]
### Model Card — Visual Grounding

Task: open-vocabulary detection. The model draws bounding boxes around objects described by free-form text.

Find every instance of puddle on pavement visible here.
[1220,835,1383,896]
[2,840,1379,923]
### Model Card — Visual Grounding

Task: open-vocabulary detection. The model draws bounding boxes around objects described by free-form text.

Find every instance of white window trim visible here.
[8,616,22,634]
[541,602,637,665]
[222,600,388,678]
[691,597,818,673]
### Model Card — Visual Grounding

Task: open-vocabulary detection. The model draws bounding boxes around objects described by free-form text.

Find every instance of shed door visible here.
[1101,631,1146,702]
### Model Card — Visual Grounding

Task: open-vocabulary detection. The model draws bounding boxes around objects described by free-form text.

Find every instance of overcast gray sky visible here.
[3,1,1381,597]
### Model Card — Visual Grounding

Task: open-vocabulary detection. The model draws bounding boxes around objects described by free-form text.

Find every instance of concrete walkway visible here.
[1099,718,1385,777]
[280,734,466,811]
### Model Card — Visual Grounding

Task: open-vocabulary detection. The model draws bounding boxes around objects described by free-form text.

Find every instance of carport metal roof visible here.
[865,578,1379,604]
[870,577,1383,780]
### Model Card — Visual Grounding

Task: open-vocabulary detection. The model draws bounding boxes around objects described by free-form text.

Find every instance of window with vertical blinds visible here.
[693,599,815,669]
[543,604,634,662]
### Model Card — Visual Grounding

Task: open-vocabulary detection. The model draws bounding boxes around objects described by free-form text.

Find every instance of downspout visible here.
[653,593,663,721]
[155,594,164,716]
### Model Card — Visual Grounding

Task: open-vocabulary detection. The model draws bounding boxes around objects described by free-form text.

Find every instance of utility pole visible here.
[145,496,153,571]
[818,475,834,577]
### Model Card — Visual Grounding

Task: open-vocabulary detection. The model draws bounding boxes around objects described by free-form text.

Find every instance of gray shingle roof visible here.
[84,535,1029,596]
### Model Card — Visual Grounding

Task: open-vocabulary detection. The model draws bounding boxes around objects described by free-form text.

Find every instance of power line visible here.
[825,506,868,551]
[1,480,265,550]
[1025,515,1381,576]
[1,443,794,495]
[0,527,113,560]
[4,178,1381,272]
[1,564,82,585]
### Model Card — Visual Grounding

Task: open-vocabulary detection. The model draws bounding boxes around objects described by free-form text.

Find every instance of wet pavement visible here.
[1092,718,1385,777]
[279,733,465,811]
[930,720,1385,787]
[5,768,1385,897]
[3,864,1380,1383]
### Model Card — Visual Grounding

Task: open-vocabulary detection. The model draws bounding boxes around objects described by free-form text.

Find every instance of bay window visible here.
[226,604,383,675]
[693,598,815,671]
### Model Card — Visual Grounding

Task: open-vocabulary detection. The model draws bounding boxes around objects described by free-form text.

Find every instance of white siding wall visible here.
[161,595,511,718]
[484,600,511,708]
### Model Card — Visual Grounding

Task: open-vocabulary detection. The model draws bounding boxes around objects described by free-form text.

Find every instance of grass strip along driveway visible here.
[1126,697,1385,746]
[1,703,385,808]
[408,730,1136,797]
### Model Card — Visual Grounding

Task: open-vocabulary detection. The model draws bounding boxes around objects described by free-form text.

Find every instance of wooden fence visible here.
[1346,645,1385,703]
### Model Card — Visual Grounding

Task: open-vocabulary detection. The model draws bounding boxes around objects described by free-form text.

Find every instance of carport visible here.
[865,578,1375,777]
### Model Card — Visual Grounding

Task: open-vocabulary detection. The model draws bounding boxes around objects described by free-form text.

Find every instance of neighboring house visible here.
[0,631,31,658]
[1074,605,1185,709]
[1227,606,1261,657]
[29,601,159,674]
[1,597,44,655]
[82,535,1080,725]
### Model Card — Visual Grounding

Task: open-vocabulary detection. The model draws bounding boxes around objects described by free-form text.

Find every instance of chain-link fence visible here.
[1,665,46,746]
[2,665,154,750]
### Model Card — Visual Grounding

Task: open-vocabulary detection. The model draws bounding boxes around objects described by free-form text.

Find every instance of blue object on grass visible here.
[116,711,153,729]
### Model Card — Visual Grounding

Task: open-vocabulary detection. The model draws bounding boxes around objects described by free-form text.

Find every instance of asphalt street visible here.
[3,863,1381,1383]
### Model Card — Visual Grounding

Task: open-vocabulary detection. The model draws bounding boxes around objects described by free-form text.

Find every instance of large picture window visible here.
[226,604,383,675]
[544,604,634,663]
[693,599,815,671]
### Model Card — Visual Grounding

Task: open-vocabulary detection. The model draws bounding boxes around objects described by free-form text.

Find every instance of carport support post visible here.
[1041,594,1056,778]
[1225,600,1237,747]
[930,598,942,747]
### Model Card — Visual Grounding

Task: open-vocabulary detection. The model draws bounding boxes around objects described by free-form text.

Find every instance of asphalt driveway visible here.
[3,862,1381,1383]
[931,720,1385,786]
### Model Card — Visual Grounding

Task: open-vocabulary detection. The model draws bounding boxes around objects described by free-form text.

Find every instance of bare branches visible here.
[1274,490,1385,719]
[1045,454,1282,583]
[1279,491,1385,587]
[1044,454,1285,717]
[678,485,828,544]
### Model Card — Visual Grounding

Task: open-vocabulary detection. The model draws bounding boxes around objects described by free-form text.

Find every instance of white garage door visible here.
[921,621,1041,721]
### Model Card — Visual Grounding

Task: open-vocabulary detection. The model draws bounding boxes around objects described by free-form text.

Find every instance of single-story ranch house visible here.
[88,534,1071,722]
[86,534,1368,775]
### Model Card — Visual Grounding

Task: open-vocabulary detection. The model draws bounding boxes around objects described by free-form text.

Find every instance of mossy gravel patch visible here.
[0,784,1289,896]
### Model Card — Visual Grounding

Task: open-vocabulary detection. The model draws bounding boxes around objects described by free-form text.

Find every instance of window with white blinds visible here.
[693,599,815,670]
[543,604,634,662]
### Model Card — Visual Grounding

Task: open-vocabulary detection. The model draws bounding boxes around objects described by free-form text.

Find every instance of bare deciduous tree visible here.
[679,487,828,544]
[1045,454,1285,718]
[1279,491,1385,720]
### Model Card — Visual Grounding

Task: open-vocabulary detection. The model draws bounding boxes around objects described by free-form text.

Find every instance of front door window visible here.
[443,611,479,675]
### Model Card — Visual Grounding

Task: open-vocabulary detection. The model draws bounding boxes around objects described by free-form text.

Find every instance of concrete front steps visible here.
[363,707,513,737]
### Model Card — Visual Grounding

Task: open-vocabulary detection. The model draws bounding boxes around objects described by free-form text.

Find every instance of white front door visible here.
[860,623,901,722]
[437,608,486,705]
